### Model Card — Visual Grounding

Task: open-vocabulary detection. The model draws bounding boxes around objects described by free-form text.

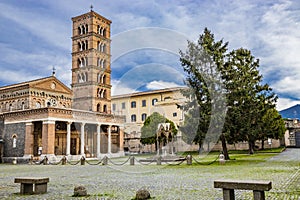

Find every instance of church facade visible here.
[0,10,125,163]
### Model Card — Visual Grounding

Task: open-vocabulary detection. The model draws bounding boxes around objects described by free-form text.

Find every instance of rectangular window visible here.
[142,113,147,121]
[112,104,116,111]
[131,114,136,122]
[142,100,146,107]
[131,101,136,108]
[173,112,177,117]
[122,102,126,109]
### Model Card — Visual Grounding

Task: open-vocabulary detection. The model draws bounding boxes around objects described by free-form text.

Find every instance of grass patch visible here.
[165,151,280,168]
[92,192,115,198]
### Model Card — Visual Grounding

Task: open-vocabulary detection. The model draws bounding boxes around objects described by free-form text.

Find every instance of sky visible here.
[0,0,300,111]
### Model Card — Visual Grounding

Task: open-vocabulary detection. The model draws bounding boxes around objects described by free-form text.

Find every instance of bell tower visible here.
[71,9,112,113]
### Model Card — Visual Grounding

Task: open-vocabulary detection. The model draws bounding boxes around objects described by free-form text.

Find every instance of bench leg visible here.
[20,183,34,195]
[223,189,235,200]
[34,183,48,194]
[253,190,265,200]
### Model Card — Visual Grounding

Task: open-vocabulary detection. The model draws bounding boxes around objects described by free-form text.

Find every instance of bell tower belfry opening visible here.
[71,9,112,113]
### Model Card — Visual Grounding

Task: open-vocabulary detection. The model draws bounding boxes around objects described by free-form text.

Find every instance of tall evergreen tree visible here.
[179,28,228,154]
[180,28,283,157]
[223,48,278,154]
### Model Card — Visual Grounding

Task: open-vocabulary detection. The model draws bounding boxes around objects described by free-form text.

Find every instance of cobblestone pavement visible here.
[267,148,300,200]
[0,149,299,200]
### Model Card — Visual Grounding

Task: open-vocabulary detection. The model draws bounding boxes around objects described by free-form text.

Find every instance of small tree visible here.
[140,112,177,151]
[259,108,286,149]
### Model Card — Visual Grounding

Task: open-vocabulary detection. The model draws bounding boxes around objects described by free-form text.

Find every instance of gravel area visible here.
[0,149,299,199]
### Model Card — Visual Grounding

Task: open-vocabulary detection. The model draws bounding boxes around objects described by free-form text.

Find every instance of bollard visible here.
[12,157,17,165]
[219,153,225,165]
[43,156,48,165]
[156,156,161,165]
[130,156,135,165]
[102,156,108,165]
[186,155,192,165]
[62,156,67,165]
[80,156,85,165]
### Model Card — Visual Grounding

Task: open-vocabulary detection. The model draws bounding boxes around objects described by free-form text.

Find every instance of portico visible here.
[1,107,125,162]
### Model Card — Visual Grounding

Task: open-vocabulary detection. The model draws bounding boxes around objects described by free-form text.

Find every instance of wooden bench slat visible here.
[214,180,272,191]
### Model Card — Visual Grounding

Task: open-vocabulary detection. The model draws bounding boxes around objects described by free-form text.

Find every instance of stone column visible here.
[108,125,111,154]
[80,123,85,156]
[97,124,101,158]
[24,122,34,156]
[119,126,125,156]
[42,120,56,155]
[66,122,72,155]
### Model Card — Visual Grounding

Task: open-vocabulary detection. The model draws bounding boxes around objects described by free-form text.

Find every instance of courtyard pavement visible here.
[0,148,299,199]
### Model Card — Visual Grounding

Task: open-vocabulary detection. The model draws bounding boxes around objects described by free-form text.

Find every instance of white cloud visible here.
[272,76,300,98]
[111,79,139,96]
[0,2,69,50]
[0,43,71,85]
[111,27,189,63]
[146,80,183,90]
[0,70,40,84]
[277,97,300,111]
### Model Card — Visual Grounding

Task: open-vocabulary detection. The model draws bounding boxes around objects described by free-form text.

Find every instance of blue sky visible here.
[0,0,300,111]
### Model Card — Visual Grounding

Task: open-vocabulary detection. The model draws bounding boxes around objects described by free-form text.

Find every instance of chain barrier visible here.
[85,157,105,165]
[27,154,220,166]
[134,157,157,165]
[67,159,81,165]
[165,159,186,166]
[107,156,131,166]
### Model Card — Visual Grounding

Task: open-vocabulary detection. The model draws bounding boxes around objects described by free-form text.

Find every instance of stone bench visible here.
[14,177,49,194]
[214,180,272,200]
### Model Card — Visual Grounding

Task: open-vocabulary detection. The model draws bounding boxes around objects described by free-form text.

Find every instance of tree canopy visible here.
[179,28,285,157]
[140,112,177,150]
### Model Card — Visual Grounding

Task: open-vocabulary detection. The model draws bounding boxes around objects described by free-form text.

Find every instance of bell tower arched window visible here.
[97,103,101,112]
[103,75,106,84]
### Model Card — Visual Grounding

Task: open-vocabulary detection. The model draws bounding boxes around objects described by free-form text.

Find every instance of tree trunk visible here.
[261,139,265,150]
[248,140,255,154]
[220,133,230,160]
[207,142,210,152]
[198,143,202,155]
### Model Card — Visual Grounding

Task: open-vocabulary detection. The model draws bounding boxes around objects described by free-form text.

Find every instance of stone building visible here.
[0,9,125,163]
[112,86,284,153]
[279,104,300,147]
[111,87,193,153]
[283,119,300,147]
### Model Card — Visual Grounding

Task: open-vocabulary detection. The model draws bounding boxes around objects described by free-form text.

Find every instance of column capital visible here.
[67,121,73,125]
[25,122,33,126]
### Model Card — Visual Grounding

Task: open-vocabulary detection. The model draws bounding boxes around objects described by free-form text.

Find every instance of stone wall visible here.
[3,122,26,157]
